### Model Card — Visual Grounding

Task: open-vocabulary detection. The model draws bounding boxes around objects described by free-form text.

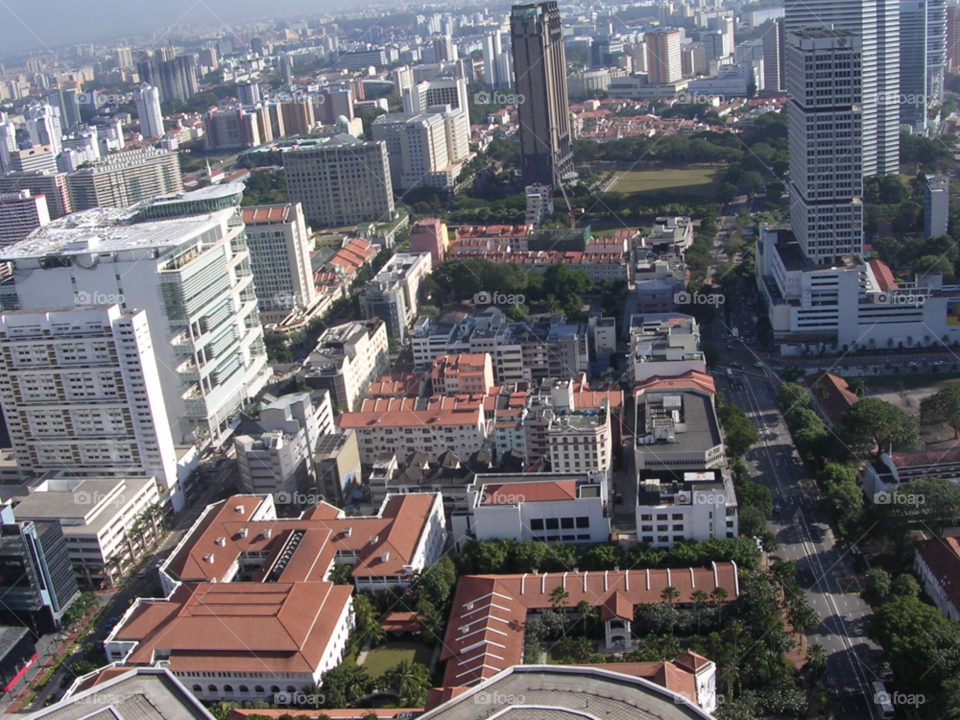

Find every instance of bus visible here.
[872,682,895,719]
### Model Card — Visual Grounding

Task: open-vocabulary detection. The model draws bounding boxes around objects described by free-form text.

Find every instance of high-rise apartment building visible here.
[0,172,71,219]
[0,306,183,510]
[201,108,263,151]
[482,32,504,88]
[5,146,57,174]
[136,53,199,104]
[66,147,182,210]
[761,19,783,92]
[0,206,271,451]
[280,96,316,136]
[0,190,50,247]
[360,252,433,342]
[646,29,683,84]
[924,174,950,238]
[372,106,471,190]
[283,135,395,227]
[511,1,574,187]
[785,0,899,176]
[237,81,262,106]
[787,29,864,263]
[23,103,63,156]
[135,84,164,139]
[899,0,946,132]
[240,202,318,323]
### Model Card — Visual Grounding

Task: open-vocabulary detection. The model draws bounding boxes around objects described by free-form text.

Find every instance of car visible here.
[934,360,946,366]
[730,361,743,368]
[136,569,147,579]
[773,504,782,514]
[908,361,918,367]
[754,361,764,368]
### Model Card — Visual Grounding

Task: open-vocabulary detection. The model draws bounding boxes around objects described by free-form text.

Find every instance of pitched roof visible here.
[480,481,578,504]
[803,371,859,426]
[917,537,960,613]
[633,370,716,397]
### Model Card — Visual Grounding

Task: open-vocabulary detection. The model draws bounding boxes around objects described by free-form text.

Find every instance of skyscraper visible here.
[511,1,574,187]
[899,0,946,133]
[23,103,62,156]
[924,174,950,238]
[482,31,503,88]
[785,0,899,176]
[136,53,199,104]
[645,29,683,84]
[135,84,164,139]
[787,29,864,264]
[761,19,783,92]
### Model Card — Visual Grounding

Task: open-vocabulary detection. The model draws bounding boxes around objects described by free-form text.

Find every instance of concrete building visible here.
[402,76,469,113]
[784,0,900,177]
[482,31,505,88]
[23,103,63,156]
[636,468,738,548]
[201,108,262,151]
[314,430,362,500]
[915,536,960,620]
[136,53,199,104]
[647,216,694,254]
[135,84,164,139]
[451,474,610,550]
[786,29,864,264]
[0,306,183,511]
[283,135,395,227]
[234,392,333,503]
[546,400,613,478]
[0,502,78,633]
[924,174,949,238]
[338,395,487,465]
[240,203,317,323]
[0,190,50,247]
[13,475,161,588]
[761,18,783,92]
[303,319,390,412]
[430,353,494,395]
[409,217,447,263]
[646,29,683,84]
[0,172,71,219]
[511,1,575,186]
[6,146,57,174]
[0,206,271,451]
[525,184,554,226]
[372,107,471,191]
[629,314,706,383]
[360,252,433,342]
[66,148,183,211]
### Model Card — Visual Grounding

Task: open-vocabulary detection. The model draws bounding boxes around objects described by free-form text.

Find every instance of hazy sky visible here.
[0,0,337,57]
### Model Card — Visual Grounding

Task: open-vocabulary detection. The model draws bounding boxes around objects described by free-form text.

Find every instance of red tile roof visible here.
[802,372,859,427]
[337,395,485,429]
[240,205,290,223]
[633,370,716,397]
[917,537,960,613]
[481,481,578,504]
[869,259,898,292]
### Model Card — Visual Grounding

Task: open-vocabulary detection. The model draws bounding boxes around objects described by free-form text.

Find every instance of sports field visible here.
[605,166,721,199]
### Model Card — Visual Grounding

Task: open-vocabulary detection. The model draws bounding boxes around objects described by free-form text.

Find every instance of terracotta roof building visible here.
[802,371,859,428]
[916,537,960,621]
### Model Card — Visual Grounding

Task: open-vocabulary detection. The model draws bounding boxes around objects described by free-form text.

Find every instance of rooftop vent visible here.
[380,551,390,563]
[263,528,272,540]
[234,505,245,514]
[343,527,352,538]
[369,535,379,545]
[215,537,226,547]
[239,528,249,539]
[203,554,215,564]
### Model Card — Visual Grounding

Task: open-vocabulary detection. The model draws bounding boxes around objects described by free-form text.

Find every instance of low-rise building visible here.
[647,217,694,254]
[430,353,494,396]
[915,537,960,621]
[12,475,161,588]
[862,446,960,504]
[634,258,684,314]
[629,314,706,383]
[302,319,390,412]
[802,372,859,428]
[636,469,738,548]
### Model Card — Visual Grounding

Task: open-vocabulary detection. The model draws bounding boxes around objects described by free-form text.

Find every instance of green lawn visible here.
[606,166,721,199]
[362,642,433,678]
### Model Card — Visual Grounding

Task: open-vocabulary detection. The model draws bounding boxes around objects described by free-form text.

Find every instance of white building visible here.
[0,206,272,451]
[0,190,50,247]
[240,203,317,324]
[925,174,949,238]
[402,76,470,113]
[23,102,63,156]
[784,0,900,177]
[786,30,864,264]
[234,392,333,502]
[636,470,738,548]
[547,401,613,479]
[629,314,705,383]
[915,537,960,620]
[360,252,433,342]
[12,475,161,587]
[0,306,184,512]
[451,474,610,552]
[372,107,471,191]
[135,84,164,140]
[303,319,390,412]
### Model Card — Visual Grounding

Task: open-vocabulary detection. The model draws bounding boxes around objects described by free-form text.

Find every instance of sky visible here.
[0,0,340,57]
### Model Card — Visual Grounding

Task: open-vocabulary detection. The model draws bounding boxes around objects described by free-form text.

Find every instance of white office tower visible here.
[402,77,470,113]
[899,0,946,133]
[23,103,63,156]
[785,0,899,177]
[496,50,514,88]
[0,305,183,512]
[0,122,17,174]
[924,174,949,238]
[0,207,271,452]
[135,84,164,139]
[482,31,503,88]
[787,29,864,263]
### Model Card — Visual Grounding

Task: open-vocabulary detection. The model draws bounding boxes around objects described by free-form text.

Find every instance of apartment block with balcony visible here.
[629,313,705,383]
[0,205,271,451]
[360,252,433,342]
[302,319,390,412]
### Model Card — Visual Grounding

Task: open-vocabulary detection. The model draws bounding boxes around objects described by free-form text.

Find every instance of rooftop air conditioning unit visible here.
[239,528,248,539]
[215,537,226,546]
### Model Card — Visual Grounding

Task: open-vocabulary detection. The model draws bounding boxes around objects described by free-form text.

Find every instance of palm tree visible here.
[711,587,729,623]
[549,585,570,613]
[691,589,709,632]
[105,555,124,588]
[329,563,353,586]
[805,644,828,683]
[660,586,680,605]
[208,701,238,720]
[576,600,598,638]
[380,660,431,707]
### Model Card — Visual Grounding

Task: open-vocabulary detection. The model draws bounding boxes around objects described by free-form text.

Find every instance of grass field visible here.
[362,642,433,677]
[605,166,721,199]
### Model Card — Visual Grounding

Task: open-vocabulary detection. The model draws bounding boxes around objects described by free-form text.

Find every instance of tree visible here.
[860,569,892,609]
[776,383,810,409]
[691,589,709,632]
[837,397,922,454]
[584,543,622,570]
[711,587,729,623]
[805,644,827,682]
[921,385,960,438]
[891,574,920,599]
[576,600,599,637]
[635,602,677,635]
[209,702,238,720]
[378,660,431,707]
[329,563,353,586]
[737,506,767,538]
[320,664,374,708]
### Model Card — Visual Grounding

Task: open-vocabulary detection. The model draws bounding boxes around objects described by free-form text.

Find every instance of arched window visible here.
[223,685,234,693]
[286,685,296,693]
[271,685,280,693]
[255,686,265,694]
[207,685,217,693]
[192,685,201,693]
[239,685,249,693]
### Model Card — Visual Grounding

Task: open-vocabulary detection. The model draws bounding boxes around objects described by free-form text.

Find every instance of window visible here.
[546,518,559,530]
[531,519,544,531]
[561,517,574,529]
[224,685,233,693]
[208,685,217,693]
[193,685,202,693]
[576,517,589,528]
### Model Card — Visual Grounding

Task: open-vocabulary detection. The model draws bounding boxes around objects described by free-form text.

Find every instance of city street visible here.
[718,369,882,720]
